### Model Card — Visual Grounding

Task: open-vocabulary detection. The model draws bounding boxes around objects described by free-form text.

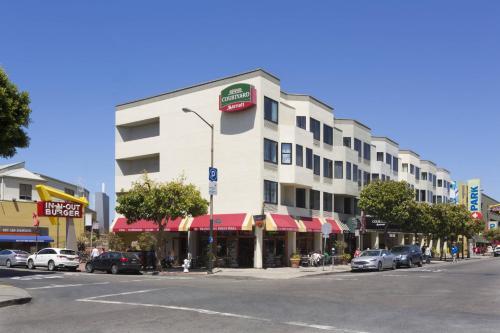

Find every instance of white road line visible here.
[286,321,368,332]
[76,288,164,301]
[27,282,109,290]
[10,274,64,281]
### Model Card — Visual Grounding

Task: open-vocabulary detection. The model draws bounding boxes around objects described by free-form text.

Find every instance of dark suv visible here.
[391,245,423,268]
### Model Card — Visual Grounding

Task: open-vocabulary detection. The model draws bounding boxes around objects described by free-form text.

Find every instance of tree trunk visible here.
[383,223,389,249]
[155,224,166,272]
[439,240,444,261]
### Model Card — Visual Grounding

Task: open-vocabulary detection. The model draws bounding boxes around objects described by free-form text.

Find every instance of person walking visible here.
[451,242,459,263]
[425,245,431,264]
[90,246,99,259]
[354,248,361,258]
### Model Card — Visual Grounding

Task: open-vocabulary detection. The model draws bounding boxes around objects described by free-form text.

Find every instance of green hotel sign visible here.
[219,83,256,112]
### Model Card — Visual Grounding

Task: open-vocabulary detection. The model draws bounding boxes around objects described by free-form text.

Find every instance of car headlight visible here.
[401,255,407,259]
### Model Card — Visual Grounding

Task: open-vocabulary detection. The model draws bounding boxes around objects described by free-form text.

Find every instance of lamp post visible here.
[182,108,214,274]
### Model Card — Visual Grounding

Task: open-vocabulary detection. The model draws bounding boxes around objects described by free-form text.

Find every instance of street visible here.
[0,258,499,333]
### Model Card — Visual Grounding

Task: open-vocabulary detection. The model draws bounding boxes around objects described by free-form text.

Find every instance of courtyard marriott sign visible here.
[219,83,256,112]
[37,201,83,218]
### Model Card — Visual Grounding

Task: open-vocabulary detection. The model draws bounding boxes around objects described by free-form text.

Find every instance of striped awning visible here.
[266,214,299,231]
[112,217,190,232]
[187,213,253,231]
[296,217,322,233]
[322,218,342,234]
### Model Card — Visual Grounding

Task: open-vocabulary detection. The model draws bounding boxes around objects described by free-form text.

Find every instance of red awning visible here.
[112,217,183,232]
[325,218,342,234]
[299,217,322,232]
[188,214,250,231]
[269,214,299,231]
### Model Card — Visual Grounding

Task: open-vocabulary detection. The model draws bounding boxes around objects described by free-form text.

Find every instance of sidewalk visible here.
[211,265,351,280]
[0,284,32,308]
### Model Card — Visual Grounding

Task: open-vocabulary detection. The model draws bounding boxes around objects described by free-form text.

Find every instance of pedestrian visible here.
[354,248,361,258]
[90,246,99,259]
[451,242,458,263]
[425,245,431,264]
[100,247,105,255]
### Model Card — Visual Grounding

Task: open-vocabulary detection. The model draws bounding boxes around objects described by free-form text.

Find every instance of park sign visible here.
[219,83,256,112]
[37,201,83,218]
[467,179,481,219]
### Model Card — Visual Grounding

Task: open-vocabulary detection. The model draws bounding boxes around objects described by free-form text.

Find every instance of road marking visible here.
[286,321,368,332]
[76,289,369,333]
[26,282,109,290]
[10,274,64,281]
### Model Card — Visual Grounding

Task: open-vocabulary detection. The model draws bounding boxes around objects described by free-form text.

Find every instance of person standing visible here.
[451,242,459,263]
[425,245,431,264]
[90,246,99,259]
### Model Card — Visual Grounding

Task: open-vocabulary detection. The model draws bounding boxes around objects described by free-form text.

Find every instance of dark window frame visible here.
[295,145,303,167]
[281,143,292,165]
[313,154,321,175]
[323,158,333,178]
[264,96,279,123]
[306,148,313,169]
[296,116,306,130]
[323,124,333,145]
[334,161,343,179]
[310,117,321,141]
[263,180,278,204]
[264,138,278,164]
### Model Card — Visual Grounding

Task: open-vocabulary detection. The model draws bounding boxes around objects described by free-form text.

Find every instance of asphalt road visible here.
[0,258,499,333]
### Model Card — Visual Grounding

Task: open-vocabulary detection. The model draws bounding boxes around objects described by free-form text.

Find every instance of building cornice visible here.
[371,136,399,147]
[280,92,333,112]
[335,118,371,132]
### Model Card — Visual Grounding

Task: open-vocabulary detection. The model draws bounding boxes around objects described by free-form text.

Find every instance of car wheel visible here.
[391,261,396,270]
[377,261,383,271]
[6,260,11,268]
[417,259,423,267]
[111,264,119,275]
[85,263,94,273]
[28,259,35,269]
[48,260,56,271]
[408,259,413,268]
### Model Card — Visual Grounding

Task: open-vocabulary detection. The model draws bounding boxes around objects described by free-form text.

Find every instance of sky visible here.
[1,1,499,213]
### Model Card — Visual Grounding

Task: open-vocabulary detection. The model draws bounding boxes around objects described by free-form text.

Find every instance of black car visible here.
[391,245,423,268]
[85,251,141,274]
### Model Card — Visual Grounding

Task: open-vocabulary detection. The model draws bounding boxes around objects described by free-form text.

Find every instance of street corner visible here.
[0,284,32,308]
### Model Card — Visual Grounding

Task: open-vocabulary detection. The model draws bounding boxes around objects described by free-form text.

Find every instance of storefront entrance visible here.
[263,231,286,268]
[238,237,254,268]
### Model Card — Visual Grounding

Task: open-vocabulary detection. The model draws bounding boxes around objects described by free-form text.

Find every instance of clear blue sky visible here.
[1,1,499,213]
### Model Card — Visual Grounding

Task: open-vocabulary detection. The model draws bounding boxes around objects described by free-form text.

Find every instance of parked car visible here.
[494,246,500,257]
[85,251,141,274]
[27,248,79,271]
[391,245,423,268]
[0,249,29,268]
[351,249,396,271]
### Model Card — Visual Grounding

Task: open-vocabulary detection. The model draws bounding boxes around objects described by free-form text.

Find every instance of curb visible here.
[0,285,32,308]
[0,296,32,308]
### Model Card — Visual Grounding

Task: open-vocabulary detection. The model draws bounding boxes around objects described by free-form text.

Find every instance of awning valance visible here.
[188,213,253,231]
[266,214,299,231]
[0,235,53,243]
[112,217,188,232]
[297,217,322,232]
[323,218,343,234]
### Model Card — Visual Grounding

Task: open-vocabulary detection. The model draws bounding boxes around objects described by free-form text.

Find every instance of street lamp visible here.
[182,108,215,274]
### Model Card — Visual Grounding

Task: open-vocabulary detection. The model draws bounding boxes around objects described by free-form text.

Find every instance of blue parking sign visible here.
[209,167,218,181]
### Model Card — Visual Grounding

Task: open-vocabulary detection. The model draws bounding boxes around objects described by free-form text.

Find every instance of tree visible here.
[108,233,126,251]
[137,232,157,251]
[484,228,500,243]
[403,202,434,244]
[429,203,452,260]
[0,68,32,157]
[359,180,415,247]
[116,174,208,271]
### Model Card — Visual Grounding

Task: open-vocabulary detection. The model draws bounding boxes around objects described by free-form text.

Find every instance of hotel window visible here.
[263,180,278,204]
[19,184,32,200]
[281,143,292,165]
[377,152,383,162]
[363,171,370,186]
[422,172,428,180]
[264,96,278,123]
[309,190,320,210]
[437,195,443,204]
[415,167,420,180]
[420,190,426,202]
[428,173,433,183]
[354,138,362,157]
[323,124,333,145]
[387,176,391,181]
[353,164,358,182]
[313,155,320,175]
[358,169,362,186]
[432,175,437,187]
[392,156,398,172]
[381,174,386,181]
[296,188,306,208]
[372,173,379,181]
[296,145,303,167]
[310,118,321,141]
[410,164,415,174]
[415,190,420,201]
[346,162,352,180]
[363,142,371,160]
[402,163,408,172]
[334,161,343,179]
[323,158,333,178]
[438,179,443,187]
[296,116,306,130]
[264,138,278,164]
[323,192,333,212]
[386,153,392,166]
[343,137,351,148]
[306,148,313,169]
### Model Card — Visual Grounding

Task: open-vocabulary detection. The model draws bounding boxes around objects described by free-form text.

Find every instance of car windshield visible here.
[391,247,409,254]
[13,250,29,255]
[60,250,76,255]
[123,253,140,259]
[360,250,381,257]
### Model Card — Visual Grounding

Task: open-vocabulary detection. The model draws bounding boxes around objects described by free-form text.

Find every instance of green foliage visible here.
[359,180,415,230]
[0,68,32,157]
[484,228,500,242]
[137,232,157,251]
[290,252,301,260]
[108,233,126,251]
[116,174,208,270]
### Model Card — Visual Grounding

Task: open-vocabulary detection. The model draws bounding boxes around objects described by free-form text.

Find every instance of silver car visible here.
[351,249,396,271]
[0,249,30,268]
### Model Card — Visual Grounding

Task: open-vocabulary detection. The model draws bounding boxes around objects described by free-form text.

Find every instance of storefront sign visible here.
[37,201,83,218]
[219,83,256,112]
[468,178,481,213]
[0,226,39,234]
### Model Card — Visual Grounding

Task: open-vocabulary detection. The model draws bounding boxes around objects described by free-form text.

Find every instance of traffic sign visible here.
[209,167,218,181]
[209,181,217,196]
[321,223,332,238]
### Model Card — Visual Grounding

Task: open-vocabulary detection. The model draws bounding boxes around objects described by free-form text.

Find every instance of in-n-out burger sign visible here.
[219,83,256,112]
[37,201,83,218]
